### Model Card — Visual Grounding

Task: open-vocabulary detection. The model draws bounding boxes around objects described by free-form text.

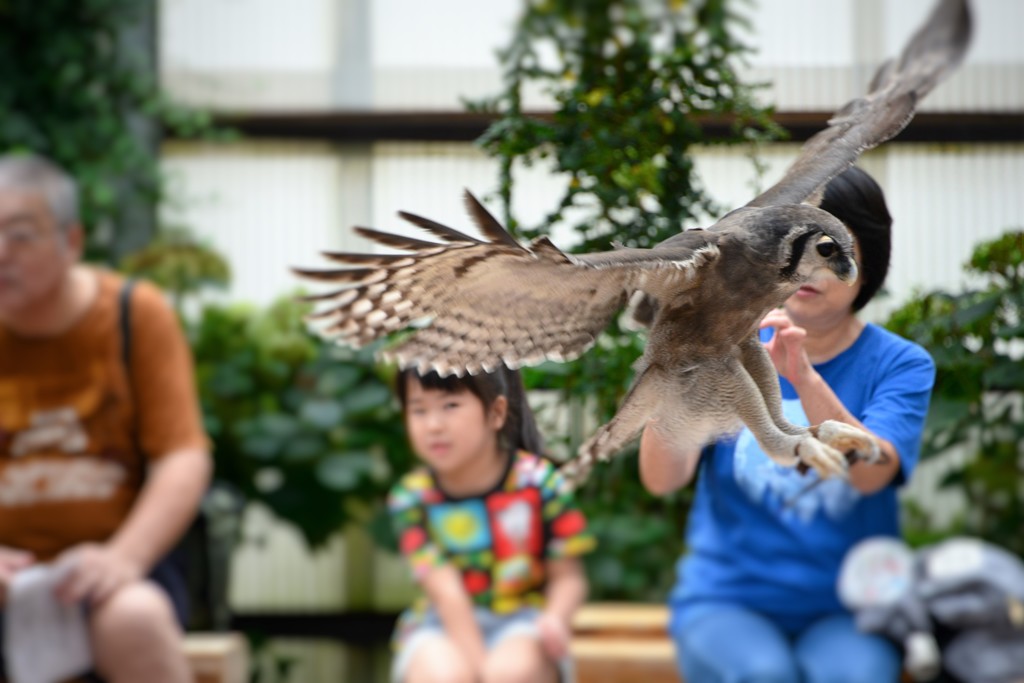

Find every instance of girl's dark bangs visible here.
[399,368,477,401]
[416,370,470,393]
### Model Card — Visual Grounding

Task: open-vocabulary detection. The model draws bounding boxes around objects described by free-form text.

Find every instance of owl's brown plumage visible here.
[296,0,970,485]
[296,191,721,377]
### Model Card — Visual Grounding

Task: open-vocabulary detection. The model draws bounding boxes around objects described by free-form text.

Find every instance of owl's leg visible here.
[738,335,804,436]
[739,335,881,467]
[559,365,668,487]
[726,357,848,479]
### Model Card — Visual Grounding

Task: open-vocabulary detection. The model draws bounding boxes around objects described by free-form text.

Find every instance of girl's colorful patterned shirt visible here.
[388,450,595,616]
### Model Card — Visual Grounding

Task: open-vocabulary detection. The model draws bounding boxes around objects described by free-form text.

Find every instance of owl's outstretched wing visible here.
[294,192,718,376]
[746,0,970,210]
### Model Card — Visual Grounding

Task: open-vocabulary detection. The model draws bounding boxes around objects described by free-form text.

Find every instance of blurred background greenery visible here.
[888,230,1024,556]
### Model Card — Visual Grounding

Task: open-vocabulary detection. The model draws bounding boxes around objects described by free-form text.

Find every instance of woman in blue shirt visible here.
[640,166,935,683]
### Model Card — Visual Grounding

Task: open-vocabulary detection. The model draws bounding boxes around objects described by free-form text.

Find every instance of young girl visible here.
[388,365,594,683]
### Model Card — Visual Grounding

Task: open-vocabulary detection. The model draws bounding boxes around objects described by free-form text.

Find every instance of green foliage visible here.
[118,233,411,551]
[468,0,783,248]
[191,296,412,549]
[120,227,231,314]
[472,0,781,599]
[0,0,229,261]
[886,230,1024,555]
[576,449,693,600]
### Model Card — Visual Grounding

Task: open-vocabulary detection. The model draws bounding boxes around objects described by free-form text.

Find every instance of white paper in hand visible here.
[3,563,93,683]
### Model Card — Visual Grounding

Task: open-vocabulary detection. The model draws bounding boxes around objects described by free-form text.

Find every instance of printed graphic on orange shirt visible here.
[0,457,125,506]
[9,407,88,457]
[0,406,124,506]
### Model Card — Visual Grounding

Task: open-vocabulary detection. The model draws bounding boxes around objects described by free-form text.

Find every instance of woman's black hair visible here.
[819,165,893,311]
[395,365,544,455]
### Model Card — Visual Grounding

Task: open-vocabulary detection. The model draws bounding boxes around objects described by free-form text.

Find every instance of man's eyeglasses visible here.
[0,227,47,251]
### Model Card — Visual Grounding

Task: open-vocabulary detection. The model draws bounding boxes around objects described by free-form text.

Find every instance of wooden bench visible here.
[571,603,680,683]
[571,604,914,683]
[183,632,250,683]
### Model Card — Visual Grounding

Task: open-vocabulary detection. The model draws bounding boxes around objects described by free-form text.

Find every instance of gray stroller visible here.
[838,537,1024,683]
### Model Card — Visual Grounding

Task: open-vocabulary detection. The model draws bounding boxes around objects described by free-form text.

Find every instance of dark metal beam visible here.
[231,611,397,645]
[209,111,1024,145]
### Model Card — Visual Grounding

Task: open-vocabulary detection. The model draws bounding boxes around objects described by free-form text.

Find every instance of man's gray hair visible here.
[0,153,80,231]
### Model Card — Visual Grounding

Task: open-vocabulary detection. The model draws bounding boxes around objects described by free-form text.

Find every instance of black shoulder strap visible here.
[119,279,147,469]
[119,279,136,370]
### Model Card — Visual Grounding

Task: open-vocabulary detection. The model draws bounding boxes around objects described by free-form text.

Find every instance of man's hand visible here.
[52,543,143,607]
[0,546,35,605]
[536,610,572,661]
[760,309,816,388]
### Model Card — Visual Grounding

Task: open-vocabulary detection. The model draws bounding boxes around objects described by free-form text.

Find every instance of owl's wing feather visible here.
[461,191,524,249]
[295,193,719,376]
[746,0,970,209]
[395,211,483,245]
[350,227,443,251]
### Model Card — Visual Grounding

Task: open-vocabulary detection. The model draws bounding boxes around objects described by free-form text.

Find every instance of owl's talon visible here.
[795,437,848,479]
[811,420,881,466]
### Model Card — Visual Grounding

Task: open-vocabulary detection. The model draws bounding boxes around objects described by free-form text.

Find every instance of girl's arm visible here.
[537,557,588,660]
[388,481,486,674]
[422,564,487,673]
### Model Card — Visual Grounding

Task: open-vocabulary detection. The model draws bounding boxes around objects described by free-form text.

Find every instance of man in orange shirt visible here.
[0,153,211,683]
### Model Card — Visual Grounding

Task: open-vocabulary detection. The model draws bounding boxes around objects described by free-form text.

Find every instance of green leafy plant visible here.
[468,0,783,246]
[120,226,232,314]
[468,0,783,599]
[191,296,412,549]
[0,0,230,262]
[886,230,1024,555]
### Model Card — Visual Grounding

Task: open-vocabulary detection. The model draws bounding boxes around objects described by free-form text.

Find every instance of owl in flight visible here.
[296,0,970,485]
